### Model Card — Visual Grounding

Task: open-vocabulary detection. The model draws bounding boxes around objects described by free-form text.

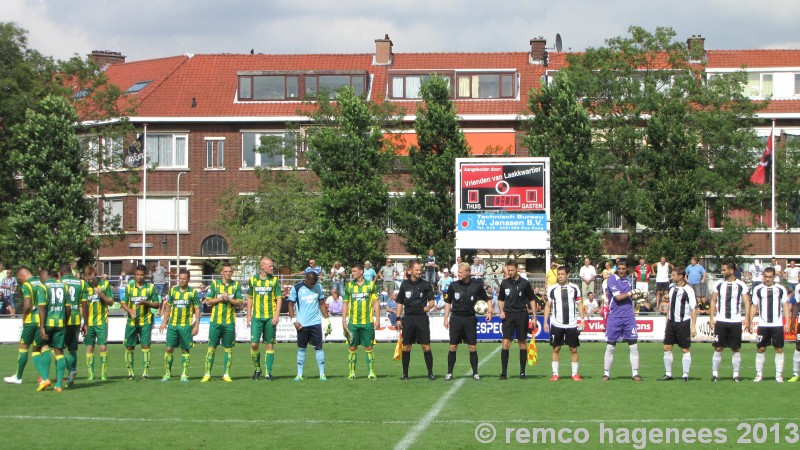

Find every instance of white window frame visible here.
[137,197,189,232]
[145,133,189,169]
[745,72,773,98]
[205,137,225,169]
[241,131,298,169]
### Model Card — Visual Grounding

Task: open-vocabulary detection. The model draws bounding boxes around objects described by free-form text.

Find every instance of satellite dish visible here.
[555,33,563,52]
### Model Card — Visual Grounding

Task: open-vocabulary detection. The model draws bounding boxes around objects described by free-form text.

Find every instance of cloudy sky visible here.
[6,0,800,62]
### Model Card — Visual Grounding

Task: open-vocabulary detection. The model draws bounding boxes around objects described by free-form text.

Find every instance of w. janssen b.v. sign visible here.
[455,158,550,250]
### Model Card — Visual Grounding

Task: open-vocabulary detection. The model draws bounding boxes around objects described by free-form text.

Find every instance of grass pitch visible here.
[1,341,797,449]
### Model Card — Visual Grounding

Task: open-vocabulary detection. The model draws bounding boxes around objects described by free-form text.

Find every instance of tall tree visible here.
[2,95,96,269]
[391,76,471,262]
[522,73,604,269]
[304,87,398,268]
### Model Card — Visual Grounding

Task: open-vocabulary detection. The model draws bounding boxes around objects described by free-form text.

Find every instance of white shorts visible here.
[636,282,649,293]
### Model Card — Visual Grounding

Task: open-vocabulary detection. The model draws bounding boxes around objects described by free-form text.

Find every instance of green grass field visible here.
[1,341,798,449]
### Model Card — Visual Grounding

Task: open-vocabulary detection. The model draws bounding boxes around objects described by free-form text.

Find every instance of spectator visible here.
[0,266,17,316]
[785,260,799,294]
[685,256,707,307]
[303,259,323,277]
[424,249,438,284]
[450,256,462,277]
[545,261,559,287]
[696,297,710,315]
[748,259,764,288]
[438,269,453,299]
[584,292,599,317]
[386,291,398,327]
[601,260,616,296]
[151,261,168,298]
[70,260,79,277]
[652,256,673,309]
[579,258,597,299]
[658,294,670,316]
[378,258,395,296]
[471,257,485,282]
[363,260,377,282]
[531,286,545,313]
[633,257,652,299]
[325,288,344,316]
[329,261,345,297]
[486,285,500,316]
[768,256,783,284]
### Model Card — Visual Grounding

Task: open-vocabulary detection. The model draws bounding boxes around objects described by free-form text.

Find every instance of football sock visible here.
[41,349,51,374]
[423,350,434,375]
[366,349,375,375]
[775,353,784,378]
[629,344,639,376]
[348,350,357,375]
[755,352,765,375]
[100,351,108,378]
[205,348,215,374]
[125,349,134,376]
[315,349,325,376]
[663,351,673,376]
[142,348,151,376]
[794,350,800,375]
[182,353,190,376]
[500,349,509,376]
[603,344,615,373]
[86,352,95,378]
[165,352,174,375]
[712,351,722,375]
[571,362,579,376]
[66,351,77,372]
[32,352,47,379]
[296,348,306,377]
[223,348,233,375]
[401,351,410,376]
[551,361,559,376]
[266,350,275,375]
[16,349,29,379]
[447,350,456,374]
[682,352,691,376]
[519,349,527,373]
[732,352,741,376]
[54,354,65,388]
[469,351,478,375]
[251,349,261,370]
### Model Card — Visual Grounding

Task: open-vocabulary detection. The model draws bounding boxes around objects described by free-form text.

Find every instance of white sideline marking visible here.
[394,345,502,450]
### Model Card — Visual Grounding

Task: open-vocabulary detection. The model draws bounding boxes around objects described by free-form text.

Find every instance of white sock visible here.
[712,351,722,376]
[663,351,673,376]
[732,352,741,376]
[629,344,639,376]
[755,352,765,375]
[551,361,559,376]
[603,344,615,374]
[682,352,691,376]
[793,350,800,375]
[571,362,579,376]
[775,353,784,378]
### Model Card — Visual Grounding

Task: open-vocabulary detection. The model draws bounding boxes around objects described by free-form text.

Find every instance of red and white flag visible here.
[750,131,773,185]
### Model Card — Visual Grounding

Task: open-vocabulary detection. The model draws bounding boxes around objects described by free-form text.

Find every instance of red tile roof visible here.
[706,50,800,68]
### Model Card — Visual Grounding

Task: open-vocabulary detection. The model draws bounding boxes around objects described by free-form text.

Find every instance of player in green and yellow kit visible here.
[120,264,161,380]
[32,269,70,392]
[247,257,282,381]
[59,263,84,386]
[343,263,380,380]
[202,263,243,382]
[81,266,114,381]
[160,269,200,382]
[4,267,42,385]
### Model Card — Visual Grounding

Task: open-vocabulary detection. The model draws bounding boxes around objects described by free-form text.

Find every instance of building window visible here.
[457,73,515,99]
[146,134,188,168]
[81,136,124,171]
[206,139,224,168]
[201,235,229,256]
[237,72,366,101]
[305,74,365,98]
[795,74,800,95]
[137,197,188,232]
[126,80,152,93]
[241,132,297,168]
[745,73,773,97]
[104,199,124,230]
[389,74,453,99]
[605,211,622,230]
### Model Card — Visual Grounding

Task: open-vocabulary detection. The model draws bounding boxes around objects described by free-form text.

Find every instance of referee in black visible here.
[497,260,537,379]
[444,262,491,380]
[395,260,437,380]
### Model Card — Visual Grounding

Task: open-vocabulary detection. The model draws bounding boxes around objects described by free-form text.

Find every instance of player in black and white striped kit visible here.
[658,266,697,382]
[544,266,586,381]
[750,267,791,382]
[709,261,751,382]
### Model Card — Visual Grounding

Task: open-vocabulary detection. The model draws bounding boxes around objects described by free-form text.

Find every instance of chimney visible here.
[530,37,547,65]
[686,35,705,62]
[90,50,126,67]
[374,34,393,65]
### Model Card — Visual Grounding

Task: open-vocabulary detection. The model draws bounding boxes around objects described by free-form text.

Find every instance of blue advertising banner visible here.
[476,315,550,341]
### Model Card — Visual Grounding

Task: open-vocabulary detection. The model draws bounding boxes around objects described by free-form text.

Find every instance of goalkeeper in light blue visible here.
[287,272,330,381]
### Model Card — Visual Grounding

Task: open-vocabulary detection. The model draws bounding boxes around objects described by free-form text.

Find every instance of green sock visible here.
[100,352,108,378]
[41,349,52,375]
[224,348,233,375]
[366,349,375,375]
[67,350,78,372]
[182,353,190,377]
[15,349,29,379]
[165,352,174,375]
[142,349,151,376]
[86,353,95,378]
[32,352,47,379]
[348,350,357,375]
[205,348,215,374]
[251,349,261,370]
[266,350,275,375]
[125,349,134,375]
[55,355,65,388]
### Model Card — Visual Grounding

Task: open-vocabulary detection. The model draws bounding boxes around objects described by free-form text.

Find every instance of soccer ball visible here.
[631,289,647,301]
[474,300,489,315]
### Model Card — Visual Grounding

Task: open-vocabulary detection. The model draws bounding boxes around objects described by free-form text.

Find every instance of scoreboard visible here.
[460,162,546,212]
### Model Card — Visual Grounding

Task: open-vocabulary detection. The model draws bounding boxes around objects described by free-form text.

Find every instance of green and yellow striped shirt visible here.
[59,275,84,326]
[40,278,68,328]
[207,279,242,325]
[167,286,200,327]
[21,277,42,325]
[344,280,378,325]
[82,280,113,326]
[124,281,159,326]
[249,274,281,319]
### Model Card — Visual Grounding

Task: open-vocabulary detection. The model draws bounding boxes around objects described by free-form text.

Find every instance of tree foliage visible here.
[391,76,471,263]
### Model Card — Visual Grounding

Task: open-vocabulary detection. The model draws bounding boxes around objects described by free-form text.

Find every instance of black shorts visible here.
[550,326,580,348]
[297,324,323,350]
[402,315,431,345]
[449,315,477,345]
[502,311,529,341]
[756,326,784,349]
[712,321,742,351]
[664,320,691,349]
[656,282,670,293]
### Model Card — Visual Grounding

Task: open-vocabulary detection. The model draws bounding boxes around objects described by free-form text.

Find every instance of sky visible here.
[6,0,800,62]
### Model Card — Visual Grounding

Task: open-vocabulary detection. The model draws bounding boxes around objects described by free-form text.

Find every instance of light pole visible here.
[176,171,187,275]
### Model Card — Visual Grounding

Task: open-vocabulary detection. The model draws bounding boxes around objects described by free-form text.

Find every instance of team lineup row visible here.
[3,258,799,390]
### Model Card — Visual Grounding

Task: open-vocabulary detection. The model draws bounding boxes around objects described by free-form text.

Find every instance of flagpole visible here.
[770,119,776,257]
[142,124,148,265]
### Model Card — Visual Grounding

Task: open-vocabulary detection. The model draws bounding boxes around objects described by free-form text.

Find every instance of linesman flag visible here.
[749,131,773,185]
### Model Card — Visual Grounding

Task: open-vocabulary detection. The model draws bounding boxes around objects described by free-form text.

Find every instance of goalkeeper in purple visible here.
[603,259,642,381]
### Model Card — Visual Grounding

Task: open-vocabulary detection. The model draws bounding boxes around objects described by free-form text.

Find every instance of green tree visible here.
[523,73,604,269]
[2,95,96,269]
[304,87,398,268]
[391,76,471,263]
[561,26,761,262]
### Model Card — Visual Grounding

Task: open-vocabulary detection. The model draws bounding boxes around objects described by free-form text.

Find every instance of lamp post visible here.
[176,171,187,274]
